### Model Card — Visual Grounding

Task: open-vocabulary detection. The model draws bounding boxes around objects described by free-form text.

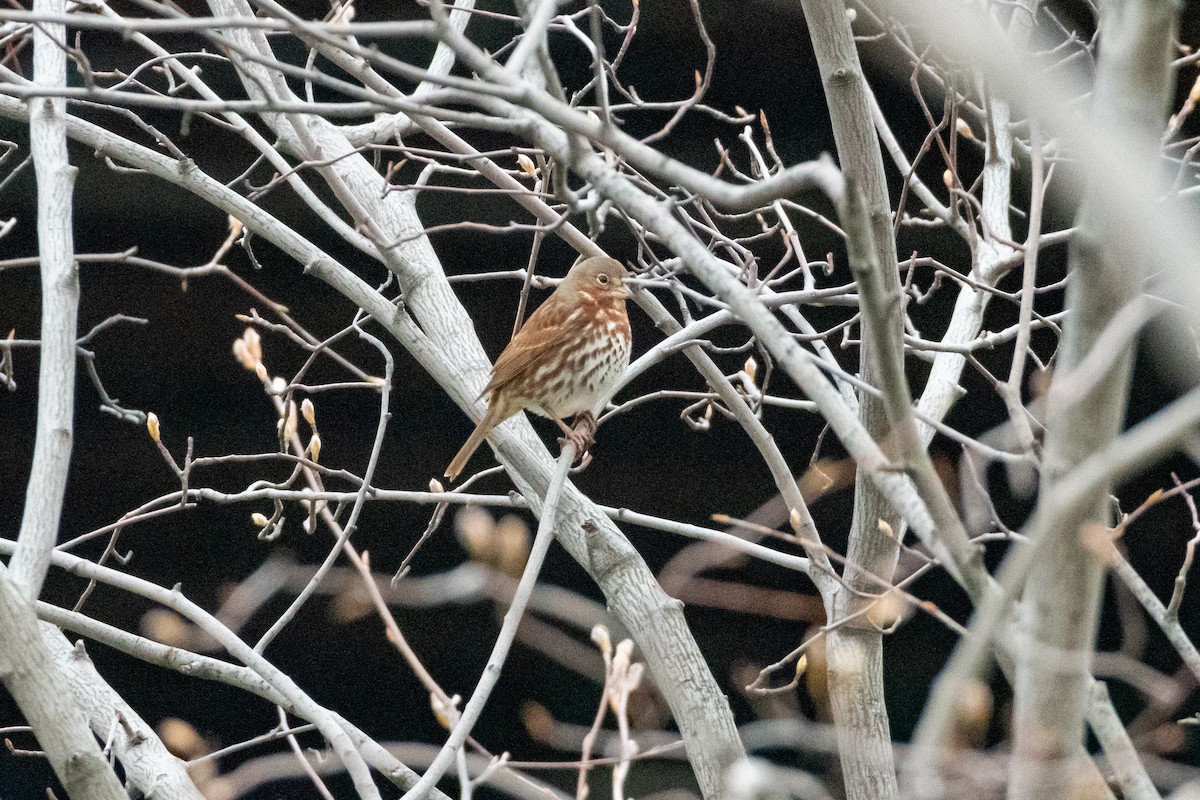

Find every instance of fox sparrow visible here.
[445,256,632,481]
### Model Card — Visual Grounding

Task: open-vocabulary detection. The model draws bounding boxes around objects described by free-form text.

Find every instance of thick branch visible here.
[1009,2,1178,797]
[0,569,127,800]
[797,3,904,794]
[11,0,78,601]
[24,572,451,798]
[38,627,206,800]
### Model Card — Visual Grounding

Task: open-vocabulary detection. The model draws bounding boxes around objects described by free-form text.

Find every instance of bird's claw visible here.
[568,451,593,474]
[557,412,597,467]
[557,427,593,455]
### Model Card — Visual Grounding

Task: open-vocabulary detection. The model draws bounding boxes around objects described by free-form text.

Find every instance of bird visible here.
[445,256,632,481]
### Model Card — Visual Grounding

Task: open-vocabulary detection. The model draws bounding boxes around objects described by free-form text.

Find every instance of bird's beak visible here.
[621,277,649,298]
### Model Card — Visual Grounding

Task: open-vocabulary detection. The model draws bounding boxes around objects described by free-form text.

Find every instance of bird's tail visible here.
[445,419,493,482]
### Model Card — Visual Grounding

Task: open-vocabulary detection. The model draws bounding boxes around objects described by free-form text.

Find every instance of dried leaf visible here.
[743,356,757,383]
[455,506,496,562]
[867,593,911,630]
[516,153,538,179]
[494,514,531,577]
[158,718,210,760]
[591,624,612,655]
[140,609,191,647]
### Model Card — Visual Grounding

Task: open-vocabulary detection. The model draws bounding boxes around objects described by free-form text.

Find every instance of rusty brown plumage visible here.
[445,256,632,481]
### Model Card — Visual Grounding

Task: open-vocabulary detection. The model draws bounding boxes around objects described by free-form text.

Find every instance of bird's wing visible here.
[481,300,573,399]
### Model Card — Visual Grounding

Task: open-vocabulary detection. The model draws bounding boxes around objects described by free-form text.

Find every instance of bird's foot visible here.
[573,411,598,447]
[555,412,597,462]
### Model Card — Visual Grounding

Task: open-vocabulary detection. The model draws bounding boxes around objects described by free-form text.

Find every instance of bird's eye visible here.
[597,274,610,284]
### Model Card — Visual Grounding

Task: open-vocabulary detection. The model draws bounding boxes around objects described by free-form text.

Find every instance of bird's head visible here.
[561,256,631,301]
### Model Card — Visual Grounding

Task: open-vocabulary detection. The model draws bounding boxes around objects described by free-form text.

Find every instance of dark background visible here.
[2,1,1200,797]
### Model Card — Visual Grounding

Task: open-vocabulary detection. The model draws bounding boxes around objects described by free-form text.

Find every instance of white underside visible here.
[526,332,631,419]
